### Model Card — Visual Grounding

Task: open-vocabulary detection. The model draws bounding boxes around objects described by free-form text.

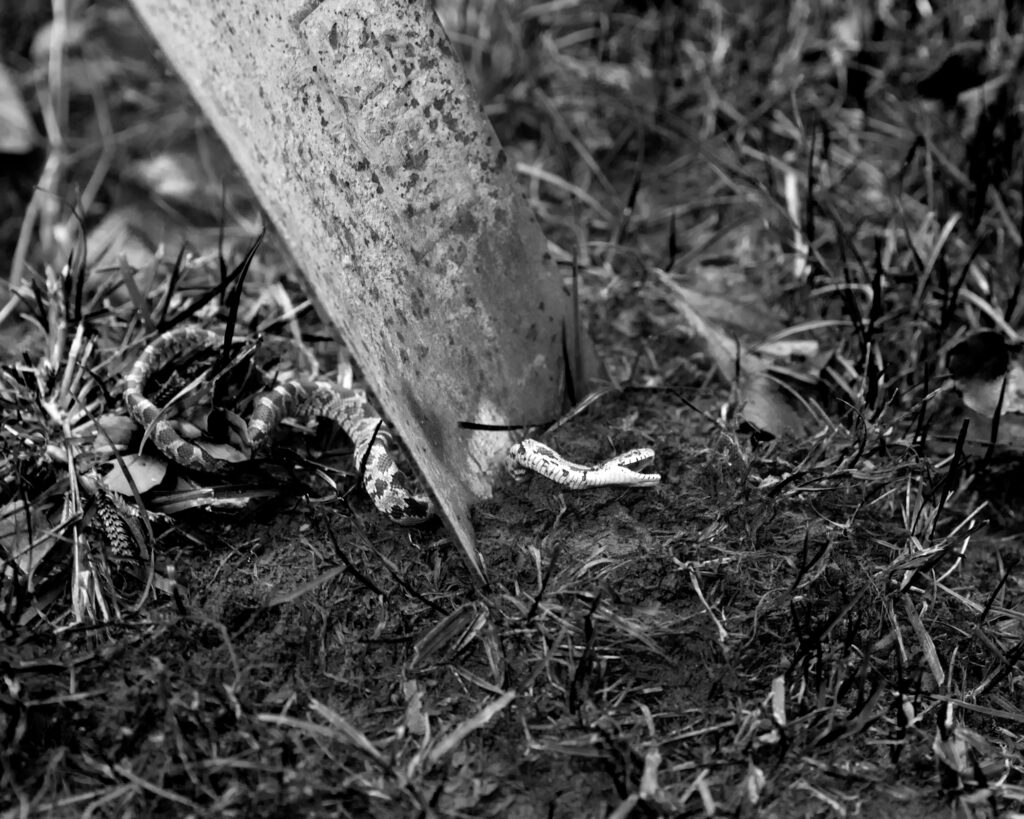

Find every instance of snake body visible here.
[124,326,433,525]
[125,327,659,528]
[506,439,660,489]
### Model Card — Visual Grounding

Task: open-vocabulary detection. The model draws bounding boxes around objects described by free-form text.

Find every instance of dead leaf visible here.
[739,371,822,440]
[677,263,785,339]
[656,271,761,380]
[193,441,248,464]
[654,267,825,438]
[127,152,206,202]
[0,62,37,154]
[86,207,160,270]
[103,454,167,495]
[948,331,1024,417]
[0,499,55,578]
[753,338,820,360]
[89,413,137,457]
[956,409,1024,451]
[403,681,427,736]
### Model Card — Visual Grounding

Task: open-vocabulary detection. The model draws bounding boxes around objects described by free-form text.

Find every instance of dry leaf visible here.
[739,371,821,440]
[948,331,1024,417]
[0,499,55,577]
[127,152,206,202]
[678,262,785,339]
[0,62,36,154]
[103,454,167,495]
[654,267,824,438]
[89,413,137,457]
[86,207,160,270]
[193,441,248,464]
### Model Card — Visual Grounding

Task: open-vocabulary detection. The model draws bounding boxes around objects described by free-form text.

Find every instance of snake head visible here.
[599,448,661,487]
[507,438,661,489]
[602,450,659,483]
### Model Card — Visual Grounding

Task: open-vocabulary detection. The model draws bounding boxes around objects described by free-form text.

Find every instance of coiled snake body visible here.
[124,326,433,525]
[124,327,660,526]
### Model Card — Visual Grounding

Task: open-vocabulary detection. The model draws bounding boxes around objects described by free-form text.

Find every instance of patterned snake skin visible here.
[506,439,660,489]
[123,326,433,525]
[124,327,659,529]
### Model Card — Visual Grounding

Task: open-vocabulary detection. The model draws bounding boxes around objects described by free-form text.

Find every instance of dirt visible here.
[5,381,989,817]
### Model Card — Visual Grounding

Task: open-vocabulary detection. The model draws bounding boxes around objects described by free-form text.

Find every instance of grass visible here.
[3,0,1024,816]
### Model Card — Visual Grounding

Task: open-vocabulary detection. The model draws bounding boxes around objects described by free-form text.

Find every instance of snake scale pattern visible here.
[124,326,433,525]
[505,439,660,489]
[124,326,660,527]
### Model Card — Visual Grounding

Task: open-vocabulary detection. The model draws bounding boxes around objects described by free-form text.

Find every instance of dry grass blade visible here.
[426,689,516,766]
[307,699,388,764]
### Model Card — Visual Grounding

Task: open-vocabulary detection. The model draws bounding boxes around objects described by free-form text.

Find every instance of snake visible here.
[124,327,660,527]
[123,326,433,525]
[505,439,661,489]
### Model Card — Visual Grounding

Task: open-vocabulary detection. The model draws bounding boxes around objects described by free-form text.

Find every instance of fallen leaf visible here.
[653,267,825,438]
[0,63,37,154]
[103,454,167,495]
[948,330,1024,417]
[739,371,822,440]
[127,152,206,202]
[90,413,137,455]
[0,499,54,578]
